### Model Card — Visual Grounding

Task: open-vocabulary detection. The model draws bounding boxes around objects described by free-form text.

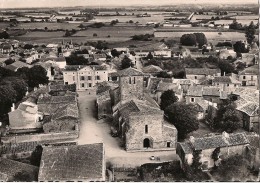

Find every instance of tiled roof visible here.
[64,65,85,71]
[180,133,249,153]
[185,68,220,75]
[239,65,259,75]
[236,102,259,116]
[202,87,220,96]
[186,86,203,96]
[37,95,76,104]
[0,158,38,181]
[117,67,144,77]
[38,143,104,181]
[96,81,119,94]
[142,65,163,73]
[52,103,79,120]
[196,100,209,111]
[212,76,232,83]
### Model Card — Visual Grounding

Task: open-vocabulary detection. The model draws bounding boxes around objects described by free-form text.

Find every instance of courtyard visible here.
[77,91,178,168]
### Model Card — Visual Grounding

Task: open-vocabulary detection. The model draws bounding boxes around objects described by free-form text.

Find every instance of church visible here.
[97,67,177,152]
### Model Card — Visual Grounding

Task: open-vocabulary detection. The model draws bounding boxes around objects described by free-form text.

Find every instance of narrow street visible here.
[77,91,178,167]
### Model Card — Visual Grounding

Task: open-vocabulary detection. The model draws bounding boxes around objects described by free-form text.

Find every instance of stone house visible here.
[38,143,106,181]
[63,65,109,90]
[0,43,13,54]
[4,61,31,72]
[185,68,221,84]
[8,101,43,132]
[238,65,259,87]
[212,75,241,92]
[42,103,79,133]
[96,81,119,120]
[176,132,250,170]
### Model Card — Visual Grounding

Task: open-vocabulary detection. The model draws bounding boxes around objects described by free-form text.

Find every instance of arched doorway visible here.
[143,138,150,148]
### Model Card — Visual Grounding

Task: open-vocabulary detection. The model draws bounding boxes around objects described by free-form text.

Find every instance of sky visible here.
[0,0,258,9]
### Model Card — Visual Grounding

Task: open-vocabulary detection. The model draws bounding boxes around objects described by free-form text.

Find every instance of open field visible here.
[9,22,82,30]
[73,26,154,38]
[13,26,154,44]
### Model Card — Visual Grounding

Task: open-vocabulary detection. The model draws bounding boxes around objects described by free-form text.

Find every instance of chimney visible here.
[189,136,195,145]
[222,131,229,140]
[11,103,15,112]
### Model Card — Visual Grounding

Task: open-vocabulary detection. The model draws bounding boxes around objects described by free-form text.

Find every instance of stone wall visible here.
[125,112,174,151]
[119,76,144,101]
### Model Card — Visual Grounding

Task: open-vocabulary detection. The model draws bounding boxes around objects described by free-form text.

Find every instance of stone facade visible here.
[119,75,144,101]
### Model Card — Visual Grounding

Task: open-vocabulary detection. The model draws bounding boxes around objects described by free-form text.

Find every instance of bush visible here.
[93,33,97,37]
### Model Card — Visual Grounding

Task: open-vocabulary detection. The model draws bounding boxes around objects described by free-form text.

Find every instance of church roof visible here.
[117,67,144,77]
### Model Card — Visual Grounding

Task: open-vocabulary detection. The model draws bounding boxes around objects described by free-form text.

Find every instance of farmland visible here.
[12,26,154,44]
[9,22,82,30]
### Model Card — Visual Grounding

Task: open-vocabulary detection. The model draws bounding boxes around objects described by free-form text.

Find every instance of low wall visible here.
[2,131,79,144]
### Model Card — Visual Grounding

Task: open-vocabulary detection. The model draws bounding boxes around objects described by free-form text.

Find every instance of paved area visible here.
[77,91,178,167]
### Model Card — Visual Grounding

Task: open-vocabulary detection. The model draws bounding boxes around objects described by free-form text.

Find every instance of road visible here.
[77,91,178,167]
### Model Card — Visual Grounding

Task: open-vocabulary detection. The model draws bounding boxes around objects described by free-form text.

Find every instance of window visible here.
[88,76,92,80]
[80,76,84,80]
[81,83,85,87]
[243,76,246,79]
[167,142,171,148]
[195,76,197,79]
[73,76,75,81]
[145,125,148,134]
[129,77,131,84]
[191,98,195,102]
[227,84,229,87]
[88,83,92,87]
[96,76,100,80]
[65,82,68,85]
[133,77,136,84]
[251,76,253,80]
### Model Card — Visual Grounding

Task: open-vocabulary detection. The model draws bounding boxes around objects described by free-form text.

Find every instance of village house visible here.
[0,43,13,54]
[80,45,95,54]
[231,87,259,132]
[176,132,250,170]
[107,68,177,152]
[238,65,259,87]
[96,81,119,120]
[185,68,221,84]
[38,143,106,181]
[8,101,43,133]
[212,75,241,92]
[63,65,109,91]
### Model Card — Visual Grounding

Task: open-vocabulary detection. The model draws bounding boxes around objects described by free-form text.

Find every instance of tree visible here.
[16,67,30,81]
[30,145,43,167]
[218,60,235,75]
[156,71,171,78]
[93,33,97,37]
[213,99,242,133]
[193,33,207,48]
[111,49,120,58]
[229,20,242,30]
[121,55,134,69]
[0,77,28,101]
[165,102,199,139]
[4,58,15,65]
[233,41,248,53]
[44,27,48,31]
[23,44,34,50]
[211,154,249,181]
[28,65,49,88]
[146,52,153,60]
[245,21,256,44]
[180,34,197,46]
[64,30,71,37]
[160,90,178,110]
[0,31,9,39]
[0,67,15,80]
